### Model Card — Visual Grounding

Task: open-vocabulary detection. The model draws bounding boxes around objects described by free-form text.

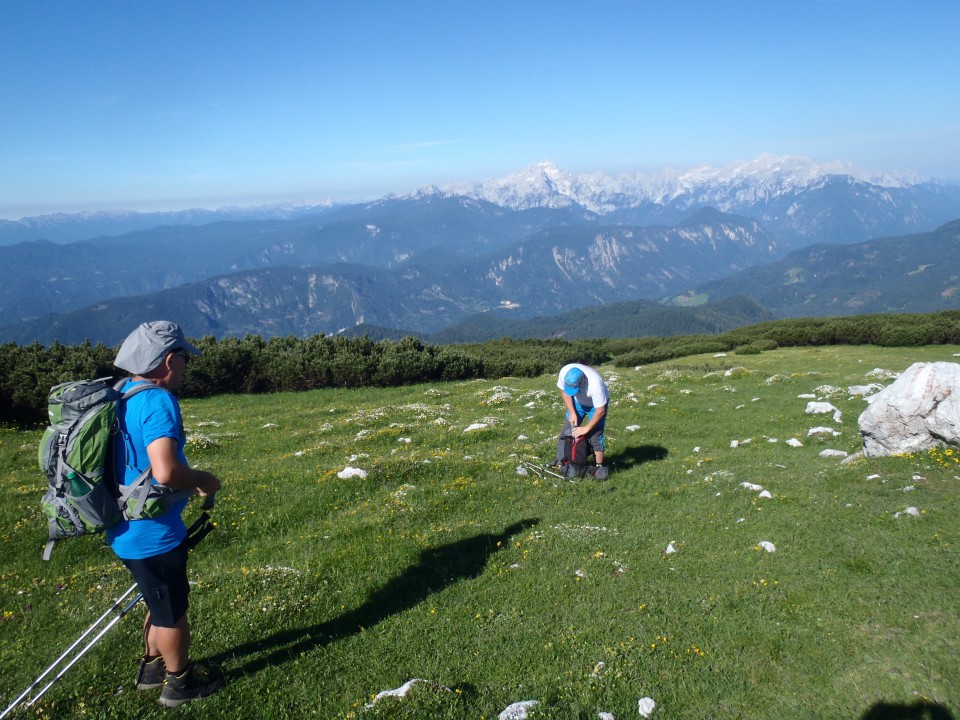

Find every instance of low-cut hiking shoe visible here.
[135,655,165,690]
[592,465,610,481]
[158,661,225,708]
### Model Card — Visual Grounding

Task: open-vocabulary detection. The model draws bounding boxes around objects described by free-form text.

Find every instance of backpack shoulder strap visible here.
[112,377,195,520]
[114,377,170,400]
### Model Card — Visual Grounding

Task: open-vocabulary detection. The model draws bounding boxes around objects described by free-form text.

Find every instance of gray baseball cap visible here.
[114,320,201,375]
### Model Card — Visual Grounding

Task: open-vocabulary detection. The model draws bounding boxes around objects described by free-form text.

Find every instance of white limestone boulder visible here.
[858,362,960,457]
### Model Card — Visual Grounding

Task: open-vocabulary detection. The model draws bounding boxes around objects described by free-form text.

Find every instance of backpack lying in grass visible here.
[38,377,192,560]
[560,434,591,479]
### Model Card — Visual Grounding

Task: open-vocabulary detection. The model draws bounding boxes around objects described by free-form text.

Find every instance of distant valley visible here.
[2,156,959,345]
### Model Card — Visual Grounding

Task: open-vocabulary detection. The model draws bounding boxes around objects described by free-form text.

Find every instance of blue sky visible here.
[2,0,958,219]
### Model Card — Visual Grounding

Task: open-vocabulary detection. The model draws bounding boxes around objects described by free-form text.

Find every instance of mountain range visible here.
[2,155,959,345]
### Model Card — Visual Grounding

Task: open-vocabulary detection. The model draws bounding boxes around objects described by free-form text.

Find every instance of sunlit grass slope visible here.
[2,344,959,719]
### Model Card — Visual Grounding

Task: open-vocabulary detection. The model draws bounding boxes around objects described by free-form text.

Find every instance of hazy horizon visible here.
[3,1,959,220]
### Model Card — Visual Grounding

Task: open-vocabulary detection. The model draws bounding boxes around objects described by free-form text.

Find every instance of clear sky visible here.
[2,0,958,219]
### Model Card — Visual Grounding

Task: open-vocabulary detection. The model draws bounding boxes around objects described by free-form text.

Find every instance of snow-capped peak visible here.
[409,154,925,215]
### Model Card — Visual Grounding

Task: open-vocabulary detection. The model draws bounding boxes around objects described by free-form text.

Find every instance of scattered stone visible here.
[866,368,901,381]
[758,490,773,499]
[859,362,960,457]
[819,449,849,458]
[806,401,839,416]
[499,701,540,720]
[848,383,882,397]
[894,507,921,518]
[337,466,367,479]
[758,541,776,553]
[464,423,489,433]
[638,697,657,717]
[741,482,763,491]
[664,542,677,555]
[516,466,529,476]
[808,426,841,437]
[365,679,451,709]
[786,438,804,447]
[626,425,642,431]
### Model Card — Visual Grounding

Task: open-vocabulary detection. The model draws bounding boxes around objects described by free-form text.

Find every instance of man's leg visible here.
[147,613,191,674]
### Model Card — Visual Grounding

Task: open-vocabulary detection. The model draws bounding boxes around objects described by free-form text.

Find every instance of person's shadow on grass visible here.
[607,444,667,473]
[212,518,538,677]
[860,701,954,720]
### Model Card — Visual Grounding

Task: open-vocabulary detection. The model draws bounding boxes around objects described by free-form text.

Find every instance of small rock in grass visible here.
[337,466,367,479]
[365,679,450,709]
[758,541,776,553]
[499,700,540,720]
[806,401,839,415]
[638,696,657,717]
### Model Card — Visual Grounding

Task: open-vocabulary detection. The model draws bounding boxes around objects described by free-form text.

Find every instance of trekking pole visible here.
[2,509,215,717]
[520,458,564,480]
[24,590,145,710]
[0,583,139,719]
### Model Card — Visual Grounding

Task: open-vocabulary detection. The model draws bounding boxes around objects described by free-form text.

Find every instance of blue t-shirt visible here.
[107,380,190,560]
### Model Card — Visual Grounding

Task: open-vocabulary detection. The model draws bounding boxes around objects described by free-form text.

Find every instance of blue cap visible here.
[563,367,584,396]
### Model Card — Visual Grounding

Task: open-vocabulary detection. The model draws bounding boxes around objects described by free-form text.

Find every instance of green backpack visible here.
[38,377,192,560]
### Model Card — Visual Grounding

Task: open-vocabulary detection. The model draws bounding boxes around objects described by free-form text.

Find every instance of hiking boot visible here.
[135,655,165,690]
[592,465,610,481]
[158,661,225,708]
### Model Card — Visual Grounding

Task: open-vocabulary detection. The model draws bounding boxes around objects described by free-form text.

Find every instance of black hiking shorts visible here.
[123,542,190,627]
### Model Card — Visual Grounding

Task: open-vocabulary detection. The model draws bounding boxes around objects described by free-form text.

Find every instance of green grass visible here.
[2,345,960,719]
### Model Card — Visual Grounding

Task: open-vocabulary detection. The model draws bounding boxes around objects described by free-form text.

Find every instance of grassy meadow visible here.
[2,344,960,719]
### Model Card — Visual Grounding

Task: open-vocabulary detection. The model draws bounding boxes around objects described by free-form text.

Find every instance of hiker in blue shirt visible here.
[554,363,610,479]
[110,321,225,708]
